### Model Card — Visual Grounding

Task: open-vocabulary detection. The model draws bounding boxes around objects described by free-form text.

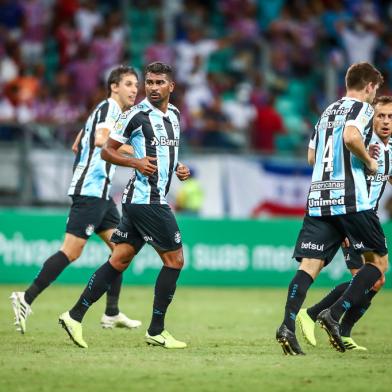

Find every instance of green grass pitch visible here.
[0,285,391,392]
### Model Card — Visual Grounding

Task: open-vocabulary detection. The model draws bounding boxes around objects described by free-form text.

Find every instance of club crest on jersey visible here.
[85,224,95,236]
[174,231,181,243]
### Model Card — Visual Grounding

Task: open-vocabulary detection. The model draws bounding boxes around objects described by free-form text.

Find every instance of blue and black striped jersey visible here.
[110,98,180,205]
[68,98,122,199]
[307,97,374,216]
[366,133,392,211]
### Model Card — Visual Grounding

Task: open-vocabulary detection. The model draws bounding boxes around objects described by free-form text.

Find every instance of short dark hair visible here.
[345,62,384,91]
[107,65,138,96]
[374,95,392,106]
[144,61,173,80]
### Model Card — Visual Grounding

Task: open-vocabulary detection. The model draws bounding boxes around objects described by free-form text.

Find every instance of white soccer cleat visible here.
[10,291,32,334]
[100,312,142,329]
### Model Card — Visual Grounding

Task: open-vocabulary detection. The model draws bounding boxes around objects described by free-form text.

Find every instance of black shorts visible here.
[342,246,364,270]
[111,204,182,253]
[293,210,387,266]
[66,195,120,239]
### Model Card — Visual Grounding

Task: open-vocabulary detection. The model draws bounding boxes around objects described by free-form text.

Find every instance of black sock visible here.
[307,281,350,321]
[105,273,122,316]
[282,270,314,332]
[340,289,378,337]
[24,251,70,305]
[330,264,381,321]
[148,266,181,336]
[69,261,121,322]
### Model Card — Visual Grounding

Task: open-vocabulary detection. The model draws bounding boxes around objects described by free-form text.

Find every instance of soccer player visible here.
[276,62,388,355]
[297,95,392,351]
[58,61,190,349]
[10,66,142,334]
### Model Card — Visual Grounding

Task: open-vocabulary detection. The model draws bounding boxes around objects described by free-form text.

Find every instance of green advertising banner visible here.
[0,209,391,288]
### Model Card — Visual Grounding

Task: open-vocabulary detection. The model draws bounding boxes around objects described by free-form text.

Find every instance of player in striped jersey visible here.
[297,96,392,351]
[10,66,141,334]
[276,62,388,355]
[59,62,191,349]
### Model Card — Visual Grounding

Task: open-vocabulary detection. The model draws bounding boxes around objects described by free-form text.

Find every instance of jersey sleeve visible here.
[110,108,142,144]
[345,102,374,137]
[96,100,121,132]
[308,120,319,149]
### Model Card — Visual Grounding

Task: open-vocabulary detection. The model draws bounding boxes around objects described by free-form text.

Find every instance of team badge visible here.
[174,231,181,244]
[85,224,95,236]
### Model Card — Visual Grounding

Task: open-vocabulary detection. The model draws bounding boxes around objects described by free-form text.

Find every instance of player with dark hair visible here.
[58,62,191,349]
[276,62,388,355]
[11,65,141,334]
[297,95,392,351]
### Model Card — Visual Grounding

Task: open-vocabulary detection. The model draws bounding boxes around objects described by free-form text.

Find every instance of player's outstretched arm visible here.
[101,138,157,176]
[343,125,378,174]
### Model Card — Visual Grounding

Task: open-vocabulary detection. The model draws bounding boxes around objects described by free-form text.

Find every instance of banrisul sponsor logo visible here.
[301,241,324,251]
[151,136,179,147]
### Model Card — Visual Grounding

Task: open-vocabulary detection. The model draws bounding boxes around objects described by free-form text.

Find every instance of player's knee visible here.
[110,257,131,272]
[372,274,386,291]
[372,255,388,273]
[163,250,184,269]
[61,248,82,262]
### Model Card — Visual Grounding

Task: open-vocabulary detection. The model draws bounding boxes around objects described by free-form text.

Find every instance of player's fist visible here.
[368,143,380,159]
[136,156,157,176]
[176,163,190,181]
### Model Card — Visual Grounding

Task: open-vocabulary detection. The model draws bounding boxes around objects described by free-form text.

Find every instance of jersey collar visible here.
[341,96,362,102]
[373,132,390,151]
[108,97,121,111]
[143,98,169,117]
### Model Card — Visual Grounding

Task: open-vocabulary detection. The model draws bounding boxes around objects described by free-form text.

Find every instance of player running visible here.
[297,95,392,351]
[276,62,388,355]
[10,66,141,334]
[58,62,191,349]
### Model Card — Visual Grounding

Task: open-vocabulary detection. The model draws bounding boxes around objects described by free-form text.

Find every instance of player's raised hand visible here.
[136,156,157,176]
[176,163,190,181]
[368,143,381,159]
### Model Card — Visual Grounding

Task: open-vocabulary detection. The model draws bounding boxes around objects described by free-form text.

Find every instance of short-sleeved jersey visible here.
[110,98,180,205]
[307,97,374,216]
[68,98,121,199]
[366,133,392,211]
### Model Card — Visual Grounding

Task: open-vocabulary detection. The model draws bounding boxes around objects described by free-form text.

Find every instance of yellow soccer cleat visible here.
[145,330,187,349]
[342,336,367,351]
[58,312,88,349]
[297,308,317,346]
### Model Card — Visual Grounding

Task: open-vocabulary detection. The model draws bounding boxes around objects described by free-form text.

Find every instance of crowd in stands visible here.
[1,0,392,154]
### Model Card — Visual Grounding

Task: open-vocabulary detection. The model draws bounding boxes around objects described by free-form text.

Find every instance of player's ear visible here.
[111,82,119,94]
[169,81,175,93]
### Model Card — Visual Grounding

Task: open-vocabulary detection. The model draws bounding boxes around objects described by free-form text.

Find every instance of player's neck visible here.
[149,99,169,114]
[345,89,368,103]
[110,94,127,111]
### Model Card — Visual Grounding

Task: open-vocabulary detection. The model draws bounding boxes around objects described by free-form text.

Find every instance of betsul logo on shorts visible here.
[174,231,181,244]
[353,242,364,250]
[114,228,128,239]
[85,224,95,236]
[151,136,179,147]
[301,241,324,251]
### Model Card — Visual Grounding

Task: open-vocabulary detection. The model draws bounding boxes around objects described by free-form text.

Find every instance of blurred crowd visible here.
[1,0,392,154]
